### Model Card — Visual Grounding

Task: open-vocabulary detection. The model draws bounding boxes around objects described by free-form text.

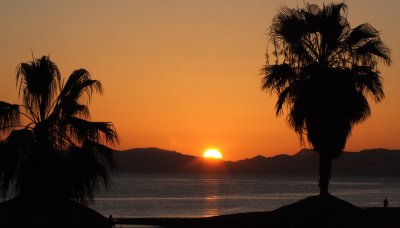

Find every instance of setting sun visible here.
[203,149,223,159]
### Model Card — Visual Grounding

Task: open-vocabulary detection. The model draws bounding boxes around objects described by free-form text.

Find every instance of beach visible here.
[112,199,400,228]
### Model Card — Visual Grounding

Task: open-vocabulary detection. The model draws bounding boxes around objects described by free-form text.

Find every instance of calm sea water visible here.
[91,173,400,218]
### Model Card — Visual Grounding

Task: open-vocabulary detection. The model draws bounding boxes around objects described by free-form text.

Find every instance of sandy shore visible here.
[114,208,400,228]
[113,196,400,228]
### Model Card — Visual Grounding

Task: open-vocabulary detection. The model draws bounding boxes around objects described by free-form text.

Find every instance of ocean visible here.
[91,173,400,218]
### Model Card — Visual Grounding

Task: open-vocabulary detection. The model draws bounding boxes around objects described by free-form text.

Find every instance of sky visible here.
[1,0,399,161]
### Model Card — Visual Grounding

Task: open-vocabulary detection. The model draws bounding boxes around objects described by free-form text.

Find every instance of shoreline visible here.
[112,206,400,228]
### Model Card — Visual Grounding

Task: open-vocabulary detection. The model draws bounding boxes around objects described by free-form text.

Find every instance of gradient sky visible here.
[1,0,399,160]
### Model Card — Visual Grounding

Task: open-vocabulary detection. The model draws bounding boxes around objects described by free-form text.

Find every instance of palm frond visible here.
[262,63,297,93]
[48,69,102,126]
[67,104,90,119]
[57,99,91,119]
[59,69,103,105]
[65,117,118,145]
[318,3,349,55]
[64,141,115,205]
[16,56,61,121]
[0,141,19,197]
[348,90,371,125]
[0,102,20,133]
[287,102,306,142]
[270,5,317,62]
[271,5,307,43]
[275,85,293,116]
[356,40,391,65]
[0,129,33,198]
[351,66,384,102]
[346,23,379,46]
[83,140,117,172]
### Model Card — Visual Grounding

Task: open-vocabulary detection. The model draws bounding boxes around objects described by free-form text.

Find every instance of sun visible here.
[202,149,223,159]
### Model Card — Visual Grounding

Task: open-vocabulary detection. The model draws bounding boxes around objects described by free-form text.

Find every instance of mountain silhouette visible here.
[114,148,400,176]
[114,148,227,173]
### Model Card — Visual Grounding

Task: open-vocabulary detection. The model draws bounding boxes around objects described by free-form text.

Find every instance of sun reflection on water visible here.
[201,177,221,217]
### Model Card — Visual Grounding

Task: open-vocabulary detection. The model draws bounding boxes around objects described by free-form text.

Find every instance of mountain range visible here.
[114,148,400,176]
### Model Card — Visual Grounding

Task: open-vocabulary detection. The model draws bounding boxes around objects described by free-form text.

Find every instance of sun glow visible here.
[202,149,223,159]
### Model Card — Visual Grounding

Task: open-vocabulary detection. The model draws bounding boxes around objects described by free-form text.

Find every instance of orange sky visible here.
[1,0,399,161]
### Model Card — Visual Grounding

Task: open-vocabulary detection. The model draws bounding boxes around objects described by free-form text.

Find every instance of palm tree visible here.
[0,56,118,204]
[262,3,390,195]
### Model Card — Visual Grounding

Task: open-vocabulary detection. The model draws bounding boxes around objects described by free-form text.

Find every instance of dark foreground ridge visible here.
[0,195,111,228]
[115,148,400,176]
[114,195,400,228]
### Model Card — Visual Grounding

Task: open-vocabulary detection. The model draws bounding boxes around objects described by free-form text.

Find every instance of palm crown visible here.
[0,56,118,204]
[262,3,390,194]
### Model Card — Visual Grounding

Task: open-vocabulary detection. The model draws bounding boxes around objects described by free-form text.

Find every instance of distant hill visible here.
[114,148,227,173]
[114,148,400,176]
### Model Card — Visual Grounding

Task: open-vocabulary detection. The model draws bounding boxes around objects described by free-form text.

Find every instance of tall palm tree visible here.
[262,3,390,195]
[0,56,118,204]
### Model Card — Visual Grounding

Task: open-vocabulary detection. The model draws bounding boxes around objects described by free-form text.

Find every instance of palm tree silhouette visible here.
[262,3,390,195]
[0,56,118,204]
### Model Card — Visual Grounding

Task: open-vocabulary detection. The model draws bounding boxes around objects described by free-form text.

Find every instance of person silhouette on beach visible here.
[383,198,388,208]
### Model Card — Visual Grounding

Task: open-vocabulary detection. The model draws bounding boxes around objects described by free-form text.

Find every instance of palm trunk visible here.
[318,153,331,196]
